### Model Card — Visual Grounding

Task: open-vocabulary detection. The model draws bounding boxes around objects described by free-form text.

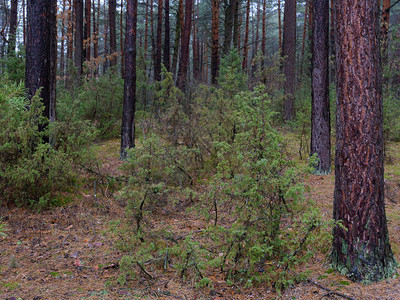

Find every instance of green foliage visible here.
[57,70,123,138]
[0,49,25,83]
[0,79,92,209]
[115,57,333,292]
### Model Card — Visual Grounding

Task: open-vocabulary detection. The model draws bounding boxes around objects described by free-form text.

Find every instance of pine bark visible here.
[241,0,250,70]
[109,0,117,67]
[74,0,84,77]
[222,0,233,56]
[154,0,163,81]
[85,0,91,62]
[25,0,57,126]
[277,0,281,53]
[60,0,66,80]
[261,0,266,65]
[121,0,137,159]
[282,0,296,121]
[332,0,396,282]
[8,0,18,56]
[299,1,308,78]
[163,0,170,71]
[211,0,219,84]
[171,0,183,77]
[176,0,193,90]
[120,0,124,77]
[381,0,391,65]
[310,0,330,174]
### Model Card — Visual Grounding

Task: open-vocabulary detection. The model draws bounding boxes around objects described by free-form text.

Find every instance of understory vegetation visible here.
[1,48,399,292]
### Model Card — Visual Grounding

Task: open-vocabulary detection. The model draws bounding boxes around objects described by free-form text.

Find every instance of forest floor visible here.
[1,136,400,299]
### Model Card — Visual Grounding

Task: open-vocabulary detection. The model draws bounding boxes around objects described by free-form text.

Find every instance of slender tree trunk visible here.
[121,0,137,159]
[154,0,163,81]
[163,0,170,71]
[381,0,391,65]
[299,1,308,78]
[278,0,281,53]
[22,0,25,46]
[211,0,219,84]
[75,0,84,78]
[120,0,124,77]
[104,1,108,73]
[329,0,335,83]
[60,0,66,80]
[242,0,250,70]
[310,0,330,174]
[93,0,98,75]
[222,0,233,56]
[261,0,266,65]
[109,0,117,67]
[192,3,198,80]
[66,0,73,86]
[8,0,17,56]
[25,0,57,128]
[332,0,396,282]
[232,0,239,50]
[85,0,91,62]
[176,0,193,90]
[171,0,183,78]
[282,0,296,121]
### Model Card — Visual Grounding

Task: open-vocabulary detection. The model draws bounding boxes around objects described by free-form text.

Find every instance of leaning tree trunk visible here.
[332,0,396,282]
[310,0,330,174]
[282,0,296,121]
[121,0,137,159]
[25,0,57,129]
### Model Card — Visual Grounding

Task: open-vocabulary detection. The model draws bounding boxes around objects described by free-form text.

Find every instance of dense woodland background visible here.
[1,0,400,298]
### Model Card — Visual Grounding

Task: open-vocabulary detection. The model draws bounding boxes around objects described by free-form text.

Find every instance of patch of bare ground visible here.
[1,139,400,299]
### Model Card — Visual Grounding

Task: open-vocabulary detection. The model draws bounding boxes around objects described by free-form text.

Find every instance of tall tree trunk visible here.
[381,0,391,65]
[163,0,170,71]
[171,0,183,78]
[278,0,281,53]
[66,0,73,86]
[109,0,117,67]
[192,3,198,80]
[299,1,308,78]
[22,0,25,46]
[176,0,193,90]
[282,0,296,121]
[242,0,250,70]
[85,0,91,62]
[74,0,84,78]
[8,0,17,56]
[93,0,98,75]
[60,0,66,80]
[154,0,163,81]
[144,0,149,54]
[104,1,108,73]
[310,0,330,174]
[121,0,137,159]
[329,0,335,83]
[332,0,396,282]
[25,0,57,128]
[211,0,219,84]
[120,0,124,77]
[222,0,233,56]
[232,0,239,50]
[261,0,266,65]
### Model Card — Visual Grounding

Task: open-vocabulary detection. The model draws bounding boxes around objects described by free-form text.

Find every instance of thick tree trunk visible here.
[8,0,18,56]
[176,0,193,90]
[282,0,296,121]
[74,0,83,78]
[163,0,170,71]
[211,0,219,84]
[121,0,137,159]
[310,0,330,174]
[109,0,117,67]
[154,0,163,81]
[332,0,396,282]
[25,0,57,126]
[241,0,250,70]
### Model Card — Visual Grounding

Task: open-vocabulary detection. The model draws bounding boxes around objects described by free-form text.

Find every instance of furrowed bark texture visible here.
[25,0,57,124]
[121,0,137,159]
[332,0,396,282]
[310,0,330,174]
[282,0,296,121]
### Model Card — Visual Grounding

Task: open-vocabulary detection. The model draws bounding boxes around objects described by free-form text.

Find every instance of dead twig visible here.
[307,278,355,300]
[137,262,154,279]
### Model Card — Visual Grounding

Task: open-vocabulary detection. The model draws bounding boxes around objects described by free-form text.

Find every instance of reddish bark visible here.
[381,0,391,64]
[332,0,395,282]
